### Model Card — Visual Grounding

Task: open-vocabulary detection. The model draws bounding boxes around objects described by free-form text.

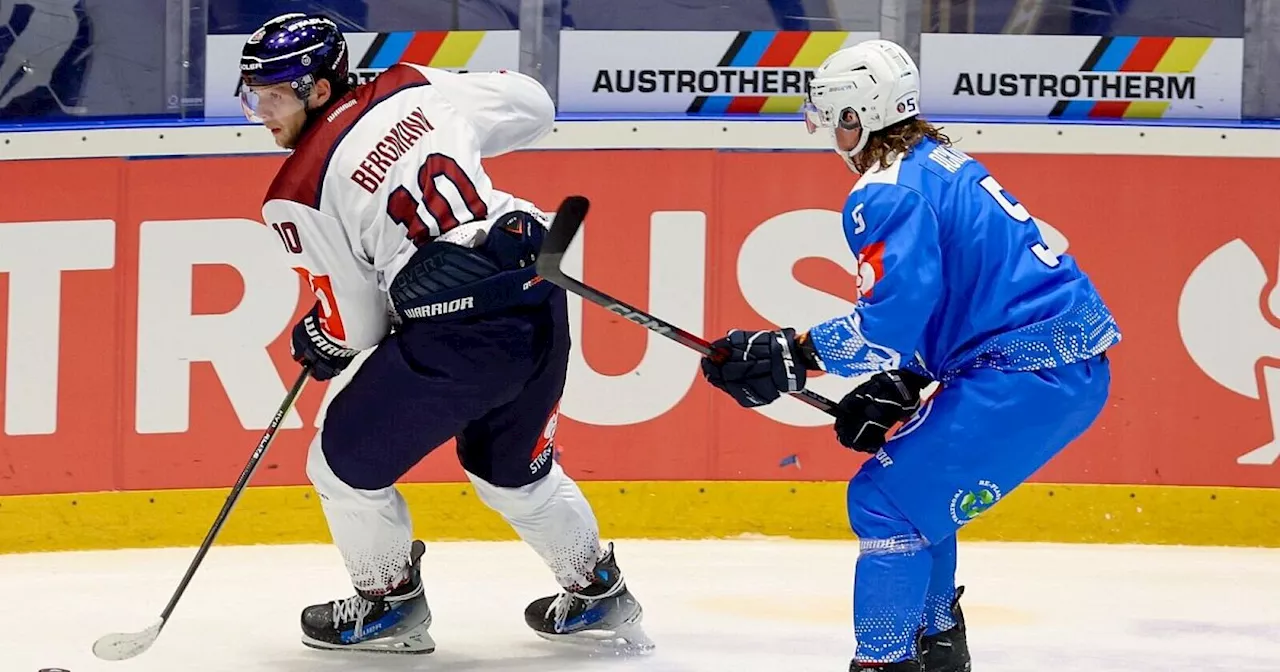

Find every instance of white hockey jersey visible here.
[261,64,556,351]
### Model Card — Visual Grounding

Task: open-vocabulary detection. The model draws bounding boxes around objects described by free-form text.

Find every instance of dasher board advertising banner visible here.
[558,30,879,114]
[3,149,1280,496]
[204,31,520,118]
[920,34,1243,120]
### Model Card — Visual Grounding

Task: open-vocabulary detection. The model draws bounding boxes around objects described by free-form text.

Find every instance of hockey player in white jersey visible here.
[238,13,649,655]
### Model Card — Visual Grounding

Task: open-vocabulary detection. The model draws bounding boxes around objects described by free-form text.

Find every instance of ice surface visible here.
[2,539,1279,671]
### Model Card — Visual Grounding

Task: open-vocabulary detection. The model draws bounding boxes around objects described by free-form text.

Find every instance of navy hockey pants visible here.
[320,288,569,490]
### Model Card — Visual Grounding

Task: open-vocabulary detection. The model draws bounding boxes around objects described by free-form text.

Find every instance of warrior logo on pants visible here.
[529,404,560,475]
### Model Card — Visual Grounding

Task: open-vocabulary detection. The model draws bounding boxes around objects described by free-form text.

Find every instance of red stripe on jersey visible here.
[264,64,431,209]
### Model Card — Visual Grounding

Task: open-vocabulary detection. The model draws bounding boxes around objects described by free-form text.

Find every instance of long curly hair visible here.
[853,118,953,174]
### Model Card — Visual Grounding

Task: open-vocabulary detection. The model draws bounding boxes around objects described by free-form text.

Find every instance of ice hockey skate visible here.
[524,542,653,653]
[300,540,434,654]
[920,587,971,672]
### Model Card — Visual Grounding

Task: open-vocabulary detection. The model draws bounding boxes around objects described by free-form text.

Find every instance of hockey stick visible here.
[538,196,839,416]
[92,365,313,661]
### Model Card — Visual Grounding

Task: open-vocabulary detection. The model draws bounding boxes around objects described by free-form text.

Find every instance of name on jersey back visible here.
[350,107,435,194]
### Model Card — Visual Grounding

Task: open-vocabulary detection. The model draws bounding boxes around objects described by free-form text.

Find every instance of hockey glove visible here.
[290,302,359,381]
[700,328,811,408]
[833,370,933,453]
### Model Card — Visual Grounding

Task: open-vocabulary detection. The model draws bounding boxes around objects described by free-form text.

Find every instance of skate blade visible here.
[302,621,436,655]
[534,622,656,656]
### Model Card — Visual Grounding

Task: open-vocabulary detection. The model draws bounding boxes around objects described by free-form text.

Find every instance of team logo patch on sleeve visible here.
[856,242,886,299]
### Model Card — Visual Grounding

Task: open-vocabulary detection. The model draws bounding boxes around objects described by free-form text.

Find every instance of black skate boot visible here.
[301,540,434,654]
[524,542,652,653]
[920,586,972,672]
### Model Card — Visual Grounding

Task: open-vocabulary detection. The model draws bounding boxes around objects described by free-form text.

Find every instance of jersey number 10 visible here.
[978,176,1060,268]
[387,153,489,246]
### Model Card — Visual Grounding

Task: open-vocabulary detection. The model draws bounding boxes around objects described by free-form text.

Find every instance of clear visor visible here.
[802,100,829,135]
[240,83,305,124]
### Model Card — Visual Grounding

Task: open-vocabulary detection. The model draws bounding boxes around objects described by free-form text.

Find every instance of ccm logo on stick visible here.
[607,304,672,335]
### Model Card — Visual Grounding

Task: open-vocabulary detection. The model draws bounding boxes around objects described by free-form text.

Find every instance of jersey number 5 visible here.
[386,153,488,246]
[978,175,1060,268]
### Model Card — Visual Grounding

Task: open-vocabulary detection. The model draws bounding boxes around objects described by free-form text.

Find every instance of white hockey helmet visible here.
[803,39,922,169]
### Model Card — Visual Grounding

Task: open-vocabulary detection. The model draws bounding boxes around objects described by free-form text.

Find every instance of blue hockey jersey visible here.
[806,137,1121,382]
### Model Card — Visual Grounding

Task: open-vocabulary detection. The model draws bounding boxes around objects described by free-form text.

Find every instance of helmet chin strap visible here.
[839,148,861,173]
[832,107,870,173]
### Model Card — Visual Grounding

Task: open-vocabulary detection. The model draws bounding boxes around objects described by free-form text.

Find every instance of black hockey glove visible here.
[290,302,359,381]
[833,370,933,453]
[700,328,816,408]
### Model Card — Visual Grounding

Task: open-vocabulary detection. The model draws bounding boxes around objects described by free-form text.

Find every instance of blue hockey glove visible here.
[833,370,932,453]
[290,302,359,381]
[700,328,810,408]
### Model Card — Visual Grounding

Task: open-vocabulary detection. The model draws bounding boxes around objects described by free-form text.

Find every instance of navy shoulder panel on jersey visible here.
[265,63,431,209]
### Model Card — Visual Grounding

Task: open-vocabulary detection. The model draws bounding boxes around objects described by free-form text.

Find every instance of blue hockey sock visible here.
[922,534,958,635]
[847,472,931,664]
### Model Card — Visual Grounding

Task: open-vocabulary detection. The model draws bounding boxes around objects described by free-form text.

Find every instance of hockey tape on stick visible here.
[92,365,312,661]
[537,196,839,416]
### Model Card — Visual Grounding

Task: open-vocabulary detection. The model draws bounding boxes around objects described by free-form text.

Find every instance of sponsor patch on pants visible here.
[529,403,560,474]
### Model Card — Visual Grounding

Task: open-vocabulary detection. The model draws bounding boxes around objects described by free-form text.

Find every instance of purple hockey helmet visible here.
[239,13,350,122]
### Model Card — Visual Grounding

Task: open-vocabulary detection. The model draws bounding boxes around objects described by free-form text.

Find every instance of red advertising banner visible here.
[1,149,1278,496]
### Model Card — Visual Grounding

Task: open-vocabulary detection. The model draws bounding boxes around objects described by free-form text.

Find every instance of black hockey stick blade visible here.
[539,196,839,416]
[92,365,312,661]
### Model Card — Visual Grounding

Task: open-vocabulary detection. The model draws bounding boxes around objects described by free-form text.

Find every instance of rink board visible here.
[3,119,1280,553]
[2,481,1277,553]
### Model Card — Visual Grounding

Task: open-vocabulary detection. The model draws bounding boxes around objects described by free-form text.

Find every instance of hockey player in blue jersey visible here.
[699,40,1120,671]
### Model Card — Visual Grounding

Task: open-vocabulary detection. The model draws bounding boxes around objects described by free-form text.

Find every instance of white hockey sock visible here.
[467,463,603,589]
[306,433,413,595]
